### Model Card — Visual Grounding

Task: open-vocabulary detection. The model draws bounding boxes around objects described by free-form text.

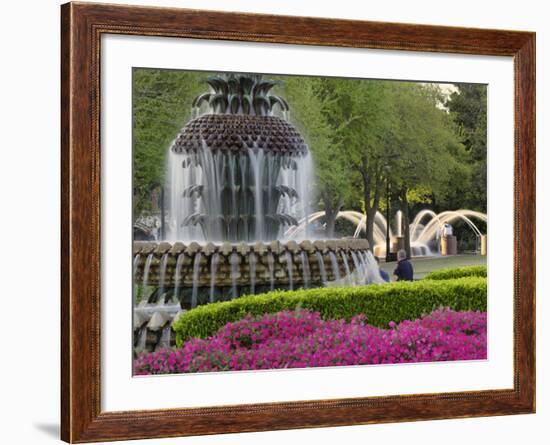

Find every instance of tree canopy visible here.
[445,84,487,211]
[133,68,487,246]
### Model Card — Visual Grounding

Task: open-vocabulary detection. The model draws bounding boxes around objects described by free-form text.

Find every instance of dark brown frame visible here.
[61,2,536,442]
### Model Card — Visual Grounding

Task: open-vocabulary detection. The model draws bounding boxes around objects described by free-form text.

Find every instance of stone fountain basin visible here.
[133,238,370,288]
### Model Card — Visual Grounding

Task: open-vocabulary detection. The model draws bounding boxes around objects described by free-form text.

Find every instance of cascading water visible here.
[341,252,352,286]
[267,253,275,291]
[142,253,153,290]
[167,149,314,244]
[396,210,403,237]
[315,252,327,285]
[158,254,168,302]
[350,251,364,285]
[361,251,385,284]
[190,252,202,308]
[249,252,257,294]
[158,324,172,349]
[133,254,141,278]
[209,252,219,303]
[133,254,141,301]
[174,253,185,301]
[248,148,265,241]
[230,252,239,298]
[136,327,147,352]
[328,251,341,282]
[285,251,294,290]
[301,251,310,288]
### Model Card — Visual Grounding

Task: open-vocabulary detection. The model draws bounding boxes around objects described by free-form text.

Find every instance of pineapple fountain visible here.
[133,74,379,352]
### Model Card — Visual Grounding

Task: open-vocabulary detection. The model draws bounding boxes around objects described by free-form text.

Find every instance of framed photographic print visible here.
[61,2,535,442]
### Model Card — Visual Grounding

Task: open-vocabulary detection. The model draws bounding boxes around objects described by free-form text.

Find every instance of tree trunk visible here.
[322,194,342,238]
[365,206,377,249]
[372,176,381,241]
[361,164,381,250]
[324,204,337,238]
[401,188,411,258]
[361,174,374,248]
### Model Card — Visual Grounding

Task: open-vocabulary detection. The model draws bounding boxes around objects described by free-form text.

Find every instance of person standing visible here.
[393,249,414,281]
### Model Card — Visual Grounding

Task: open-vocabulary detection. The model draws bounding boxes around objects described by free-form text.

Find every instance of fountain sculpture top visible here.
[193,74,289,117]
[172,74,307,155]
[167,73,313,243]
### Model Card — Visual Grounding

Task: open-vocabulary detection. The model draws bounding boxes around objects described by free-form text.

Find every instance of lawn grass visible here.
[379,254,487,280]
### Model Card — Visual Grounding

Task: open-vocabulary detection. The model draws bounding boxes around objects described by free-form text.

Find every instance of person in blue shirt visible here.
[393,249,414,281]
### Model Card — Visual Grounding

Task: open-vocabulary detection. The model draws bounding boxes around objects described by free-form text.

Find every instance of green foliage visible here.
[172,277,487,344]
[445,84,487,211]
[278,77,358,235]
[275,77,480,241]
[423,265,487,281]
[133,68,204,216]
[387,83,467,200]
[407,185,434,205]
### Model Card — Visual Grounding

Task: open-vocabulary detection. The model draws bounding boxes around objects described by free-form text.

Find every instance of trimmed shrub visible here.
[424,265,487,281]
[173,277,487,345]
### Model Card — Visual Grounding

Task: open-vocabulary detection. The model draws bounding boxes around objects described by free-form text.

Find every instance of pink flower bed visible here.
[134,309,486,375]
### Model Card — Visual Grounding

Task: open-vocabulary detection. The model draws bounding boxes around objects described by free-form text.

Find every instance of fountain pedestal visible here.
[440,235,457,256]
[480,234,487,256]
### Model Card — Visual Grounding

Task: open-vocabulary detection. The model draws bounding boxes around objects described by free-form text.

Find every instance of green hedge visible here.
[173,277,487,345]
[423,265,487,281]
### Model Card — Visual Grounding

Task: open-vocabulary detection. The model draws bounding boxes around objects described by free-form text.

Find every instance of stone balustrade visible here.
[133,238,370,289]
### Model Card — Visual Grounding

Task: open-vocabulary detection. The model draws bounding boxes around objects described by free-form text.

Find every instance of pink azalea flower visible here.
[134,308,487,375]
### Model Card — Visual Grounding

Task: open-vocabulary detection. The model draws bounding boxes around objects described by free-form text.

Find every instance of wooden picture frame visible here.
[61,2,535,442]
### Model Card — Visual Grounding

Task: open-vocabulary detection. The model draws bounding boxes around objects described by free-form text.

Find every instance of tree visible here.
[286,77,469,251]
[280,76,357,237]
[388,82,465,256]
[445,84,487,211]
[328,79,396,248]
[133,69,204,217]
